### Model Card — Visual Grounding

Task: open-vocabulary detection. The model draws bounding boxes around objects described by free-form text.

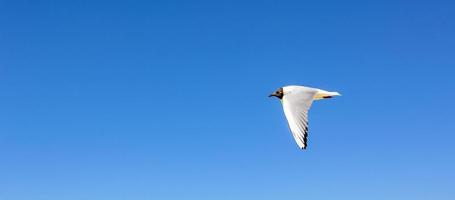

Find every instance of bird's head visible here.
[269,87,284,99]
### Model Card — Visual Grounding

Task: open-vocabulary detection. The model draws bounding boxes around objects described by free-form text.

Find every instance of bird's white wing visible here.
[282,89,318,149]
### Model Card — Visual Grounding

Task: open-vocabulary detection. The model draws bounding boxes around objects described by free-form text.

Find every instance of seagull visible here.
[269,85,340,150]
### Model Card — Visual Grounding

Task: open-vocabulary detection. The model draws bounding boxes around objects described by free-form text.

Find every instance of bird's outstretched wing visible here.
[282,89,317,149]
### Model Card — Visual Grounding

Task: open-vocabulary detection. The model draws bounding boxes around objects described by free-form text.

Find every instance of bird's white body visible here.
[277,85,340,149]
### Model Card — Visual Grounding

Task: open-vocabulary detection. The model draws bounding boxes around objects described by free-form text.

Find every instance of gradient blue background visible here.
[1,0,454,199]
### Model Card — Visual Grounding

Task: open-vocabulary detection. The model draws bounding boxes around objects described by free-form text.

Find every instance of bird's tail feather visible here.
[314,90,341,100]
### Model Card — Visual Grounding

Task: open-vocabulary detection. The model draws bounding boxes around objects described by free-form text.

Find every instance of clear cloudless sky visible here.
[1,0,454,199]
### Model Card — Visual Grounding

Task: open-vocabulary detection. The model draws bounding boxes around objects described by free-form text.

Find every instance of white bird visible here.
[269,85,340,150]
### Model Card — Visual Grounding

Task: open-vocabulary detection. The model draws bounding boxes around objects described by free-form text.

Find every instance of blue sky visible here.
[1,0,454,199]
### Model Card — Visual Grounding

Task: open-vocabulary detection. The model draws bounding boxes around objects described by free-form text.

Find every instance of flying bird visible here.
[269,85,340,150]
